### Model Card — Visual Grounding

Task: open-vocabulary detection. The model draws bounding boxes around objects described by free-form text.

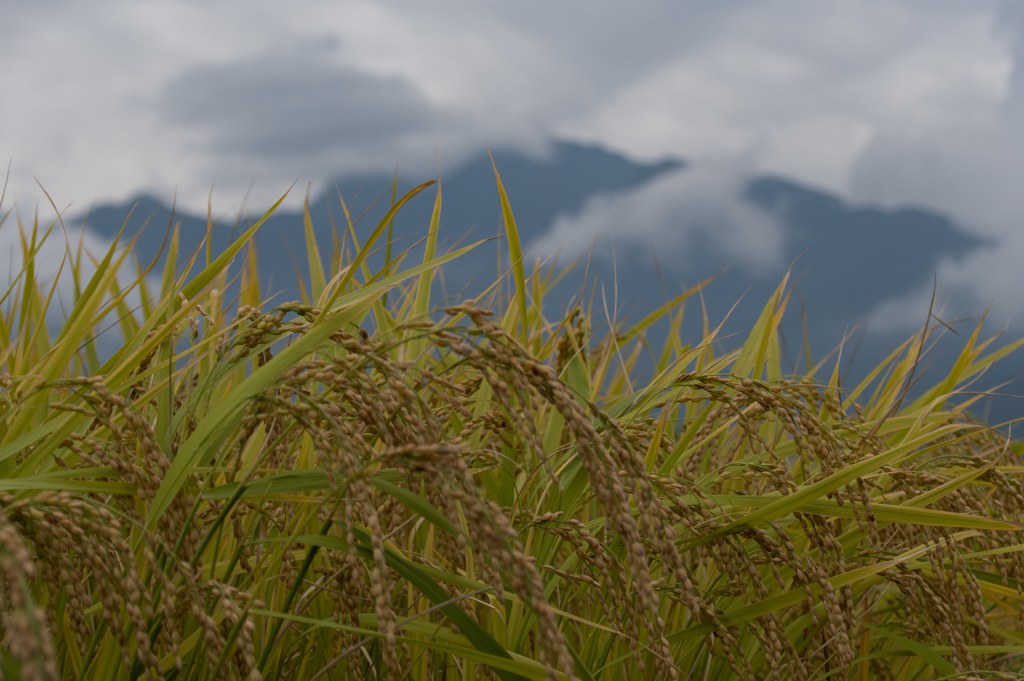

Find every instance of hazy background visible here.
[4,1,1024,408]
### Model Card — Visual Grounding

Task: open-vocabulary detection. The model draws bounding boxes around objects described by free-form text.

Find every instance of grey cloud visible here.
[348,0,762,127]
[997,1,1024,110]
[159,43,442,160]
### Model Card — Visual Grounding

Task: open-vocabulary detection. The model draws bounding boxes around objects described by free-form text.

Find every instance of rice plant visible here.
[1,169,1023,680]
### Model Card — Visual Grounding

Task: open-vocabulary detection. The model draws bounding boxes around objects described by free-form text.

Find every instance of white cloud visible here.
[528,161,785,273]
[2,0,1009,219]
[565,1,1007,196]
[849,1,1024,329]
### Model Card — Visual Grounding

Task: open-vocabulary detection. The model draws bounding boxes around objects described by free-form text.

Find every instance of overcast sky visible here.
[3,0,1023,327]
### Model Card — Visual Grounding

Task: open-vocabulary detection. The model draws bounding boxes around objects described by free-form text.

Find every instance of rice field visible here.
[1,170,1024,680]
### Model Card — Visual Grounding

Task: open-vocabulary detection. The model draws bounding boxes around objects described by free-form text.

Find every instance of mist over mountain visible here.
[80,141,682,300]
[75,139,1018,422]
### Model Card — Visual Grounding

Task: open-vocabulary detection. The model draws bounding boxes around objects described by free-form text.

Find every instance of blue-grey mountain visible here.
[76,140,1015,422]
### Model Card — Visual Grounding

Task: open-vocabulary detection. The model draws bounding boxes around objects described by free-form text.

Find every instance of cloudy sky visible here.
[3,0,1023,327]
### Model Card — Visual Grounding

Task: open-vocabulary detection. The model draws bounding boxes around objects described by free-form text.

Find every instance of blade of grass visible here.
[489,153,528,345]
